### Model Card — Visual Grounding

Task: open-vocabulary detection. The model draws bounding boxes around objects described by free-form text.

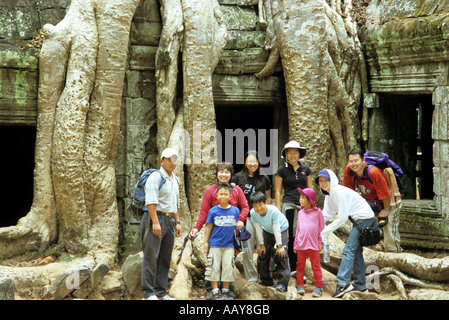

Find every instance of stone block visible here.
[0,6,40,40]
[72,262,110,299]
[220,5,258,31]
[133,0,161,23]
[124,97,156,126]
[121,251,143,295]
[124,70,156,99]
[433,140,449,168]
[215,48,270,74]
[431,166,449,197]
[0,278,14,300]
[225,30,265,50]
[213,74,285,104]
[130,21,161,46]
[364,93,380,109]
[129,45,157,71]
[218,0,258,5]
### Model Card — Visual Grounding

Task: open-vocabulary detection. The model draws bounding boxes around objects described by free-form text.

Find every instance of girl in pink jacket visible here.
[293,188,324,297]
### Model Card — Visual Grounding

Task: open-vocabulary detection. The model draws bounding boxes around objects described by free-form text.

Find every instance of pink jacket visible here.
[293,207,324,251]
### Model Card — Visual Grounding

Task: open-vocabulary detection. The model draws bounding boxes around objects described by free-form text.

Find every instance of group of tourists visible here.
[139,140,402,300]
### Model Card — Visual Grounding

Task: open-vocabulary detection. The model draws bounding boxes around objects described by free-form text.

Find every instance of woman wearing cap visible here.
[316,169,376,298]
[274,140,313,272]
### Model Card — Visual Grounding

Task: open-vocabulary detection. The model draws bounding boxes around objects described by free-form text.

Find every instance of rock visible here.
[72,262,110,299]
[50,267,91,300]
[101,272,123,294]
[0,278,15,300]
[35,256,55,266]
[122,251,143,296]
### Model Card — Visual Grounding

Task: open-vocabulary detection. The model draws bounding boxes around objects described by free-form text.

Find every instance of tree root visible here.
[366,266,446,300]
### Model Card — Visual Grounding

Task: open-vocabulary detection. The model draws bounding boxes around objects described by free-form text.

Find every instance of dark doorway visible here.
[215,104,281,176]
[0,126,36,227]
[368,94,434,199]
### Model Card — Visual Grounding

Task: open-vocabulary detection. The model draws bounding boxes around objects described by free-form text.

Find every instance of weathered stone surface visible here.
[129,45,158,71]
[218,0,257,5]
[213,74,285,104]
[130,21,162,46]
[0,5,40,39]
[0,278,14,300]
[400,200,449,250]
[133,0,161,23]
[50,267,92,300]
[220,5,258,30]
[0,48,39,125]
[72,262,110,299]
[215,48,270,74]
[121,251,143,296]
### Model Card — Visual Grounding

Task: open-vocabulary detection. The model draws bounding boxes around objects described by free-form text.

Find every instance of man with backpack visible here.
[342,148,402,253]
[141,147,181,300]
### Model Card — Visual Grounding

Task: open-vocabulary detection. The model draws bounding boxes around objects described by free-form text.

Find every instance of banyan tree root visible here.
[366,266,445,298]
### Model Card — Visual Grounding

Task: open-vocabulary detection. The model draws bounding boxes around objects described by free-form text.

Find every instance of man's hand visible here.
[257,244,266,256]
[152,221,161,237]
[378,208,390,218]
[175,223,182,237]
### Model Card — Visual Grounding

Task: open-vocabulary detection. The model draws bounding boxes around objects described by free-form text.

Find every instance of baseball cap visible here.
[161,148,178,164]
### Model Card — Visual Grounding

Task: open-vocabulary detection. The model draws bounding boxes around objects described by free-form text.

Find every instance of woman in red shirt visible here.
[189,162,248,238]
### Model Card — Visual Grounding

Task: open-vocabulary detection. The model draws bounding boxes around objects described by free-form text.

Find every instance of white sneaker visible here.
[142,295,158,300]
[159,294,175,300]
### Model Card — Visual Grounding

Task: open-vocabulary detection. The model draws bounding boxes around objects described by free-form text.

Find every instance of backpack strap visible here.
[351,165,373,187]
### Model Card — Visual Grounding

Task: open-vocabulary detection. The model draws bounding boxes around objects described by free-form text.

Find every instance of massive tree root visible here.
[0,0,140,299]
[257,0,367,177]
[325,233,449,300]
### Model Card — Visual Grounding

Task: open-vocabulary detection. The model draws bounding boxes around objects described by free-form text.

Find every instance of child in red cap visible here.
[293,188,324,297]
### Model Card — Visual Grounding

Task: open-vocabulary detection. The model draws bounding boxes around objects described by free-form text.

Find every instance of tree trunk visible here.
[259,0,367,178]
[0,0,140,268]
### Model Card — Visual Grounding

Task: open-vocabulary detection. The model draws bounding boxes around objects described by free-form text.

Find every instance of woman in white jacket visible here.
[316,169,377,298]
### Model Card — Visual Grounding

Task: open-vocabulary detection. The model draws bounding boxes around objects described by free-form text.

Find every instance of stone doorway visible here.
[0,126,36,227]
[368,94,434,200]
[215,103,288,182]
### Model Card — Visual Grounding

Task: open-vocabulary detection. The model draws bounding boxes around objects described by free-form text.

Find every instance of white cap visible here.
[161,148,178,163]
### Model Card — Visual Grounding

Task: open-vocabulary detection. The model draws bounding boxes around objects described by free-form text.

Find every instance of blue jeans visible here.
[337,217,377,291]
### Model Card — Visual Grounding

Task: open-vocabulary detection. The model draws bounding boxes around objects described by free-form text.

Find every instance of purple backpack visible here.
[363,151,404,186]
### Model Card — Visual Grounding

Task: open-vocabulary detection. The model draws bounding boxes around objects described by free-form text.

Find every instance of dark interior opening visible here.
[0,126,36,227]
[371,94,434,199]
[215,104,276,176]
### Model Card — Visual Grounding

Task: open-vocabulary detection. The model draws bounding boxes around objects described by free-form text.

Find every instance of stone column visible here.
[432,86,449,218]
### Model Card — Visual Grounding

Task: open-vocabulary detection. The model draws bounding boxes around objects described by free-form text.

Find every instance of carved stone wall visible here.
[0,0,70,125]
[362,0,449,218]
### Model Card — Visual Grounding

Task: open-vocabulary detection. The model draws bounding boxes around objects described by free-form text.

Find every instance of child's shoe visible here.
[312,287,323,297]
[297,286,305,295]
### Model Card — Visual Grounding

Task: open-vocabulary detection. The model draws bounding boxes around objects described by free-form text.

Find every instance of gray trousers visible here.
[140,212,175,298]
[257,229,290,287]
